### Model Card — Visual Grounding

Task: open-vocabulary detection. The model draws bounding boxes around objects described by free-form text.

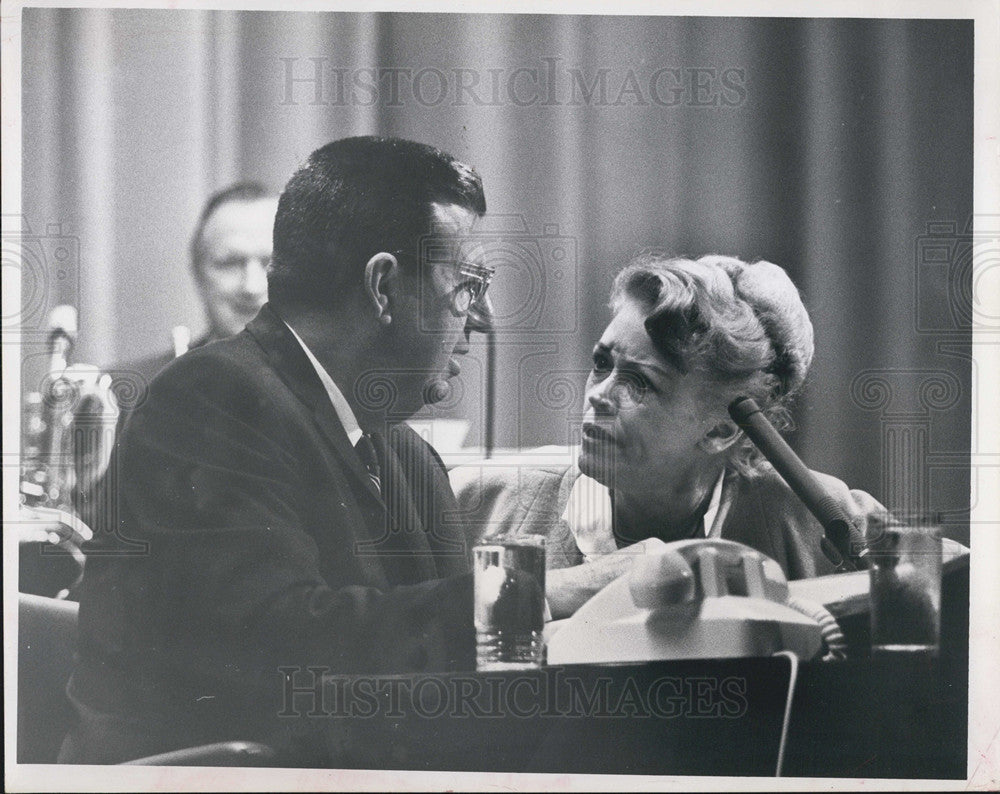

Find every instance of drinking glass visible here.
[867,519,942,657]
[473,535,546,670]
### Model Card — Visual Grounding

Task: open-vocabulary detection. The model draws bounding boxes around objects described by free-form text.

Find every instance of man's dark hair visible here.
[189,181,272,274]
[268,136,486,310]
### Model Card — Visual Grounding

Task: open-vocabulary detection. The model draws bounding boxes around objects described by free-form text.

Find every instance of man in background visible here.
[115,182,278,386]
[19,184,276,599]
[59,185,278,595]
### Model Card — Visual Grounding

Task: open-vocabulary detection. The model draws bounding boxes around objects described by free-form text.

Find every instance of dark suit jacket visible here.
[103,334,210,413]
[64,305,474,764]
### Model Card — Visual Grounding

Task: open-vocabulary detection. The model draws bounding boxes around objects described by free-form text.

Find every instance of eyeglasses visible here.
[393,250,496,318]
[451,260,496,316]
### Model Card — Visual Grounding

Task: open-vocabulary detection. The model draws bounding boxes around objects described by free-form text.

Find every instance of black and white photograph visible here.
[4,0,998,790]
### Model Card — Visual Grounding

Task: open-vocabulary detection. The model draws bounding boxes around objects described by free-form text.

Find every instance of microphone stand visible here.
[728,396,869,572]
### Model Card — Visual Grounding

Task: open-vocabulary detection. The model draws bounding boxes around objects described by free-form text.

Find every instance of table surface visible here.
[316,556,969,778]
[314,654,966,778]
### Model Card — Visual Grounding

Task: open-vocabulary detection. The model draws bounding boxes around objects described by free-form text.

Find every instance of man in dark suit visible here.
[61,137,493,765]
[113,182,278,388]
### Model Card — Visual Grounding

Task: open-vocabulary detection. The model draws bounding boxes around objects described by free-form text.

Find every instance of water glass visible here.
[868,520,943,657]
[474,535,546,670]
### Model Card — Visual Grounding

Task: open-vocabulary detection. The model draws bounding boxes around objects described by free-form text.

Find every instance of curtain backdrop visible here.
[21,10,973,542]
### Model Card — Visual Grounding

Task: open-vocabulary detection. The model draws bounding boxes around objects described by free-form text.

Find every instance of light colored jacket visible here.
[450,450,889,580]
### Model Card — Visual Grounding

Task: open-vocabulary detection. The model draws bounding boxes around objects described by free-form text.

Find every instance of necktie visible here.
[355,432,382,497]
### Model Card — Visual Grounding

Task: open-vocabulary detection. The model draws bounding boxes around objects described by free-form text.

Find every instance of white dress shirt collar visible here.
[284,321,363,446]
[561,461,726,563]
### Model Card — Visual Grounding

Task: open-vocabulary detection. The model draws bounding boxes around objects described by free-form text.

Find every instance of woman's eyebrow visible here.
[622,357,674,379]
[595,342,675,378]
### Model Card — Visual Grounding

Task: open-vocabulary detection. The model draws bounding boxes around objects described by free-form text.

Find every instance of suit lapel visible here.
[386,425,469,577]
[362,429,440,584]
[718,472,788,572]
[353,425,469,583]
[549,465,589,568]
[245,305,389,541]
[245,305,469,584]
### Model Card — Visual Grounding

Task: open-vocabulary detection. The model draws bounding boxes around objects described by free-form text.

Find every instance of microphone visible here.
[28,306,79,507]
[728,396,868,571]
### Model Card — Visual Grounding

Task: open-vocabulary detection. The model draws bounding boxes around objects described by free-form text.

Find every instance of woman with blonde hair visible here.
[452,253,888,618]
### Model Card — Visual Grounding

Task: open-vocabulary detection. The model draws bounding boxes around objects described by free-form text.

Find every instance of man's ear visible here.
[364,252,399,325]
[697,419,742,454]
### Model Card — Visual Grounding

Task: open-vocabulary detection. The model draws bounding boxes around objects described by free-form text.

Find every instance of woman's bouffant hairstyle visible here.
[610,253,815,476]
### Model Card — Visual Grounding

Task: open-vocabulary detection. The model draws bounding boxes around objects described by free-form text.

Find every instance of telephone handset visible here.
[546,539,825,664]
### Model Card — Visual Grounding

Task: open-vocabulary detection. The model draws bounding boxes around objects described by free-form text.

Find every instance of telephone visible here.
[546,539,832,664]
